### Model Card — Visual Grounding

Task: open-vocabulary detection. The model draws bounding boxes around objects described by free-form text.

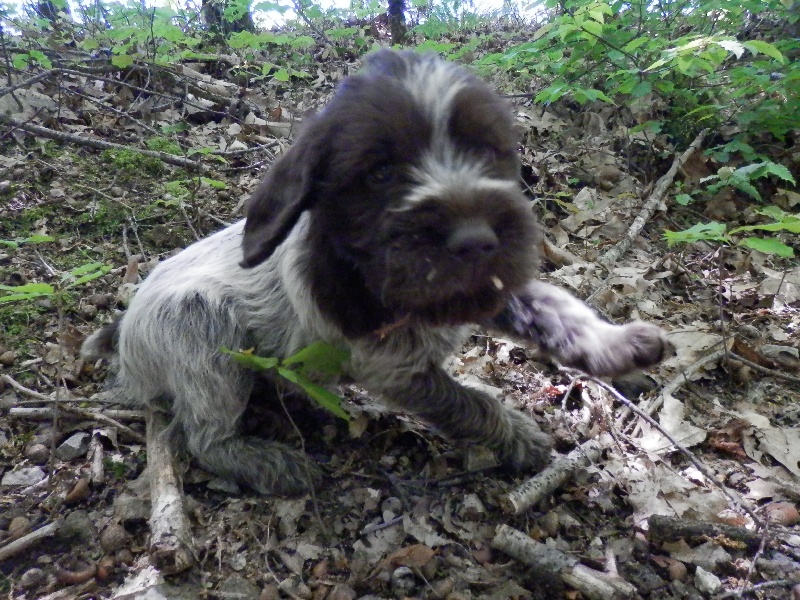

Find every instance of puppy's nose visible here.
[447,220,499,262]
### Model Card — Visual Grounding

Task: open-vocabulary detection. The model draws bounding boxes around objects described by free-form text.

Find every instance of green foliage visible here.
[0,262,112,304]
[478,0,798,142]
[145,137,182,155]
[665,207,799,258]
[101,148,163,176]
[224,342,351,420]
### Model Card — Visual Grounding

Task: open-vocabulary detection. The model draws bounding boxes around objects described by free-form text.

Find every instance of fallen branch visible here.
[492,524,636,600]
[648,514,768,552]
[0,520,61,562]
[146,406,195,574]
[0,114,206,172]
[10,406,145,443]
[501,439,604,514]
[597,129,707,271]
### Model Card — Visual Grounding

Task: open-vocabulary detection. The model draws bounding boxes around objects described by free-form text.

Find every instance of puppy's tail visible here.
[81,317,122,360]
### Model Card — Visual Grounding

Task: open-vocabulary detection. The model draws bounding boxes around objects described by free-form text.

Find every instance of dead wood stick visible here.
[146,406,195,574]
[0,114,205,172]
[618,348,726,429]
[10,407,145,443]
[597,129,707,271]
[501,439,604,514]
[10,407,144,421]
[492,525,636,599]
[0,520,61,562]
[542,237,588,268]
[648,514,767,552]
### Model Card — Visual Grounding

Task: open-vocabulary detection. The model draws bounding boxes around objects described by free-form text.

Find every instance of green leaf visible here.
[273,69,290,82]
[742,40,785,63]
[24,234,55,244]
[68,262,106,278]
[675,193,694,206]
[631,81,652,98]
[200,177,227,189]
[0,240,19,249]
[277,368,350,420]
[664,222,728,246]
[67,266,113,288]
[581,19,603,38]
[0,282,54,294]
[112,55,134,69]
[0,292,52,304]
[283,341,349,379]
[222,348,280,371]
[739,237,794,257]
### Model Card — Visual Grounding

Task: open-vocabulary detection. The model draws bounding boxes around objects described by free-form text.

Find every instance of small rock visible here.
[55,432,91,461]
[428,578,454,598]
[9,516,30,540]
[0,350,15,366]
[218,574,260,600]
[694,566,721,594]
[668,559,688,581]
[1,466,46,486]
[764,502,800,526]
[19,567,46,590]
[115,549,134,565]
[259,583,280,600]
[100,522,130,553]
[327,584,357,600]
[59,509,97,542]
[0,350,17,367]
[391,566,416,597]
[24,442,50,464]
[79,304,98,319]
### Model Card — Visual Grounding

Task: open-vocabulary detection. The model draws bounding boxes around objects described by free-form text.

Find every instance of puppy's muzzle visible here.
[447,219,499,263]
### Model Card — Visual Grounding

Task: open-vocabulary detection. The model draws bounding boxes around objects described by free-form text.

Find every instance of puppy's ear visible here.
[240,133,321,268]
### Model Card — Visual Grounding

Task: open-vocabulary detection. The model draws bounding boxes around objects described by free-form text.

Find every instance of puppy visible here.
[83,50,668,496]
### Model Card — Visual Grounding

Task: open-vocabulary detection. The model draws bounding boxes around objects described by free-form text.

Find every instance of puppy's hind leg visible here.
[136,299,320,497]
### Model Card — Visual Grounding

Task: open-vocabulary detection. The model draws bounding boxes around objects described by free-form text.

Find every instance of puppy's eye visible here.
[368,164,396,184]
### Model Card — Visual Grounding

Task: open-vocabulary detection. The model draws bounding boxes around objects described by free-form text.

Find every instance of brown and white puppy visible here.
[83,50,668,496]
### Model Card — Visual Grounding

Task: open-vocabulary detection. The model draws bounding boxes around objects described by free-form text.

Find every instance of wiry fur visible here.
[83,50,669,496]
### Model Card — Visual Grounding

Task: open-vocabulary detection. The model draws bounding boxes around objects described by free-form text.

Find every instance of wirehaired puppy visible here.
[83,50,669,496]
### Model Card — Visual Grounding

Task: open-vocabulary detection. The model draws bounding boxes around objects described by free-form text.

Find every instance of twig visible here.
[146,406,195,574]
[728,351,800,385]
[492,525,636,599]
[0,521,61,562]
[597,129,707,271]
[10,406,144,437]
[716,580,795,599]
[647,514,768,553]
[565,370,764,529]
[617,348,726,428]
[501,439,603,514]
[0,114,205,172]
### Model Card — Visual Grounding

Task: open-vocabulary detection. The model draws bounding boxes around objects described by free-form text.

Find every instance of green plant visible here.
[0,262,112,305]
[223,342,351,420]
[665,206,800,258]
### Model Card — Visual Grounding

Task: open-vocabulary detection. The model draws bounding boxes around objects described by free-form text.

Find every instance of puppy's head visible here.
[242,50,540,336]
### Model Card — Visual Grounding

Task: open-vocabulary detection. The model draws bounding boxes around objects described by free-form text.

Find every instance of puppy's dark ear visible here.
[240,133,321,268]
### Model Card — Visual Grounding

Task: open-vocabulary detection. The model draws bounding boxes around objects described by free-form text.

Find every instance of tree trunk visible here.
[388,0,407,45]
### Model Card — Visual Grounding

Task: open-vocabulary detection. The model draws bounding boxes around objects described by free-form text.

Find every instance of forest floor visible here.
[1,24,799,600]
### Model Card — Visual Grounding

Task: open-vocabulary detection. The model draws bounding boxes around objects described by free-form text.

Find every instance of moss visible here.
[101,148,164,176]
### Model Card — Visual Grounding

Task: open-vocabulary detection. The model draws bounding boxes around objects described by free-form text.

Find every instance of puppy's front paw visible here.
[493,410,553,473]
